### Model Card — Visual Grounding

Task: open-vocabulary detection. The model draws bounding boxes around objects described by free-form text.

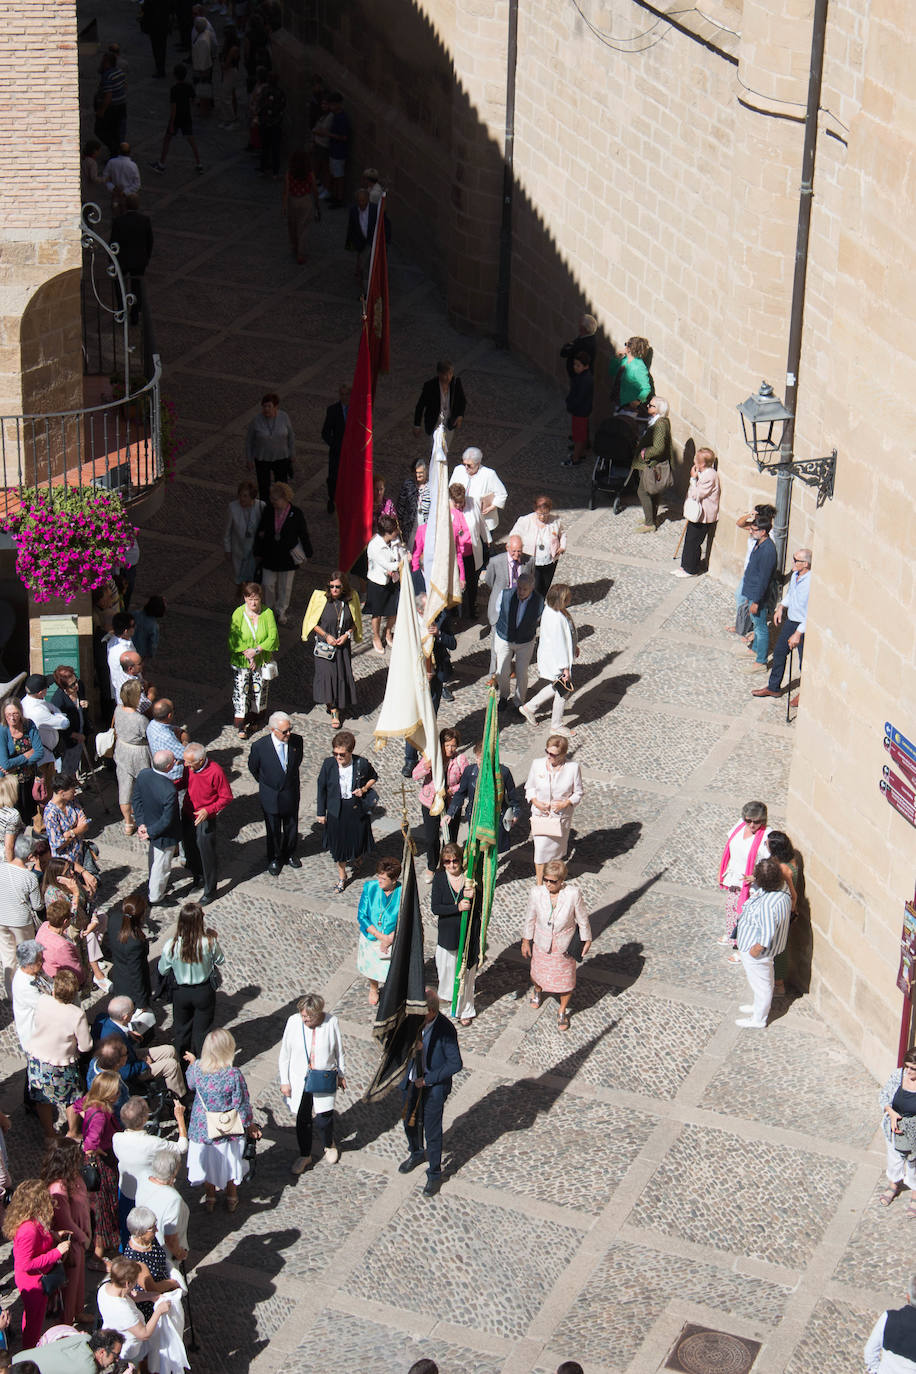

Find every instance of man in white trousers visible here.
[735,857,792,1029]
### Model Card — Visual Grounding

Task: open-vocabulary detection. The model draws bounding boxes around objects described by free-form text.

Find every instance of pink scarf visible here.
[718,820,767,912]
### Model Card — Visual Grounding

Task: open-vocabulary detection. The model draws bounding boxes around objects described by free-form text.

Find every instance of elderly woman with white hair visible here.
[122,1205,181,1317]
[184,1028,260,1213]
[114,1095,188,1247]
[278,992,346,1175]
[632,396,672,533]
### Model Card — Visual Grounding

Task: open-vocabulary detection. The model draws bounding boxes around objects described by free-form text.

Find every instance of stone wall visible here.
[0,0,83,430]
[784,0,916,1078]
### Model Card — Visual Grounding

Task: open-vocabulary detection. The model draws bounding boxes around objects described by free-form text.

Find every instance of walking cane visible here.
[80,740,110,812]
[673,522,688,560]
[179,1260,199,1351]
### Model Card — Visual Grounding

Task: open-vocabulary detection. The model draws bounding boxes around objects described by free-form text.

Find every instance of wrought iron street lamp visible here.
[737,380,838,509]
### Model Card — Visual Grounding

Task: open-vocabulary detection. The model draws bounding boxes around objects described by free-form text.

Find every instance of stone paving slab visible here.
[295,1311,507,1374]
[549,1239,793,1373]
[628,1122,857,1268]
[345,1192,583,1338]
[783,1297,874,1374]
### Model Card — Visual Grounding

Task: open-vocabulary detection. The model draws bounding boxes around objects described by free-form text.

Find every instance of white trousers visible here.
[435,945,477,1020]
[495,636,535,706]
[0,922,37,997]
[739,950,774,1027]
[262,568,295,618]
[525,677,569,729]
[149,843,177,903]
[885,1136,916,1188]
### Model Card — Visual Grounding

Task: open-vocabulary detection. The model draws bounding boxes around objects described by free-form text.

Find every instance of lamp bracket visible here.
[758,450,837,507]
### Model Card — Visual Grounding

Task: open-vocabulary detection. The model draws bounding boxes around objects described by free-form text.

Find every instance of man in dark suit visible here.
[481,534,533,680]
[494,573,543,711]
[132,750,182,905]
[413,361,467,440]
[110,194,154,325]
[247,712,303,875]
[399,986,463,1196]
[321,383,350,514]
[344,188,391,287]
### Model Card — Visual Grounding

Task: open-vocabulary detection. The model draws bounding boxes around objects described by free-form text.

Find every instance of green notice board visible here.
[40,615,81,678]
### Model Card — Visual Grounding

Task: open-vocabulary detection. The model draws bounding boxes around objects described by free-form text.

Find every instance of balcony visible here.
[0,203,165,526]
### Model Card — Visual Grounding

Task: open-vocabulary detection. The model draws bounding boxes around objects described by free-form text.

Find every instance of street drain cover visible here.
[663,1323,761,1373]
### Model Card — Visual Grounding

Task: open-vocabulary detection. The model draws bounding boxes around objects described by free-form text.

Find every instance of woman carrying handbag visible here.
[675,446,720,578]
[524,735,584,885]
[278,993,346,1176]
[184,1029,260,1214]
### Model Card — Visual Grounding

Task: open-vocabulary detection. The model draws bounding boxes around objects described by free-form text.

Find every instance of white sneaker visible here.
[735,1017,766,1029]
[324,1146,339,1164]
[671,568,692,578]
[518,707,537,727]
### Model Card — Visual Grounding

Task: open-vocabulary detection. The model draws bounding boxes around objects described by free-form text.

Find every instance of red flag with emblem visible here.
[365,195,390,394]
[336,323,374,572]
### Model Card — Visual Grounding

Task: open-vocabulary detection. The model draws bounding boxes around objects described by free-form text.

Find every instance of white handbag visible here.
[260,661,278,682]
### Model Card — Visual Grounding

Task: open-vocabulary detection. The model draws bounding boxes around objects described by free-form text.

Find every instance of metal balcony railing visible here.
[0,361,163,521]
[0,203,164,522]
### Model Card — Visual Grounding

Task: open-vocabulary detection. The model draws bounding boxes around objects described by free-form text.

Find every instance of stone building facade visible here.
[282,0,912,1075]
[0,0,82,431]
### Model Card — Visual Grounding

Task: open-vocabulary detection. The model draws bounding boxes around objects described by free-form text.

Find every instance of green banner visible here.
[453,688,503,1011]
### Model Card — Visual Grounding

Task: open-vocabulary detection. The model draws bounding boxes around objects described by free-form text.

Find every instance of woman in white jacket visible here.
[223,481,265,595]
[278,993,346,1176]
[520,583,578,731]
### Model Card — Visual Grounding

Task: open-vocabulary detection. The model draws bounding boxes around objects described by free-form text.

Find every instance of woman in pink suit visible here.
[521,860,592,1032]
[3,1178,72,1346]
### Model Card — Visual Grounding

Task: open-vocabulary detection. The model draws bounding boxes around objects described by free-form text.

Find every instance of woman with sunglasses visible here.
[521,860,591,1031]
[524,735,584,884]
[509,494,567,598]
[301,571,362,731]
[316,731,378,893]
[431,842,478,1024]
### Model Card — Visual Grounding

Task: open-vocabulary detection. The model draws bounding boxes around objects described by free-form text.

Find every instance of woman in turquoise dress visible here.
[355,857,402,1005]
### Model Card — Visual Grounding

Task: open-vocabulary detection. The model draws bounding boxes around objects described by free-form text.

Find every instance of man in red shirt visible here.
[181,743,233,905]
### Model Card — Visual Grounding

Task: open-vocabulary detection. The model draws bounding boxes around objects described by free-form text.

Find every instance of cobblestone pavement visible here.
[2,13,899,1372]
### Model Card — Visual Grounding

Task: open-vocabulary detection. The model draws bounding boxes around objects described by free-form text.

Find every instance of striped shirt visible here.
[736,888,791,957]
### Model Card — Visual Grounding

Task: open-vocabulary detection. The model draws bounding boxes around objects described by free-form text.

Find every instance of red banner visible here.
[365,198,390,395]
[336,324,374,573]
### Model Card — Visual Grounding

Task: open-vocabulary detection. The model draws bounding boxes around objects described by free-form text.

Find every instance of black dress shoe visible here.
[398,1151,426,1174]
[400,765,414,779]
[199,894,215,907]
[287,856,302,869]
[268,861,282,876]
[422,1175,441,1196]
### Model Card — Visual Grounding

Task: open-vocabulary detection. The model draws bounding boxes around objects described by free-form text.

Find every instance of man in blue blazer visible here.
[399,986,463,1196]
[247,712,303,875]
[494,573,543,711]
[132,750,182,905]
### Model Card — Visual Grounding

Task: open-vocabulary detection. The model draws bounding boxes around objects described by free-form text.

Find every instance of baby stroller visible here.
[588,414,642,512]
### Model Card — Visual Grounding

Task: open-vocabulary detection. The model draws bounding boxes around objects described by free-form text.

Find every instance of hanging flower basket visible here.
[2,488,137,604]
